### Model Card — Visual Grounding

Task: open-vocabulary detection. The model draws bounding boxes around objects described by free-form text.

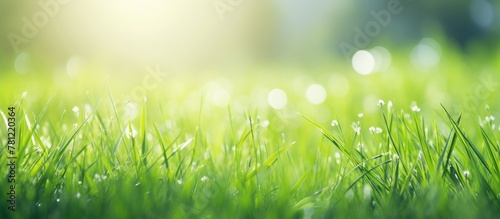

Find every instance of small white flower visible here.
[95,174,102,182]
[177,179,183,185]
[392,154,400,160]
[387,101,393,110]
[369,126,383,134]
[485,105,490,110]
[72,106,79,117]
[358,113,364,118]
[411,105,420,112]
[56,198,60,202]
[126,125,138,139]
[377,99,385,106]
[485,115,495,122]
[76,193,81,198]
[351,122,361,135]
[201,176,209,182]
[331,120,339,127]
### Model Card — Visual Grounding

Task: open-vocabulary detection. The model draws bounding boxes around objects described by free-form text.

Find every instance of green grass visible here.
[1,52,500,218]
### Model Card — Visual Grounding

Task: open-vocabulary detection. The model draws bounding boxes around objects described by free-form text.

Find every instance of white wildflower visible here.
[377,99,385,106]
[358,113,364,118]
[392,154,400,160]
[72,106,79,117]
[331,120,339,127]
[126,125,138,139]
[201,176,209,182]
[369,126,383,134]
[411,104,420,112]
[352,122,361,135]
[485,115,495,122]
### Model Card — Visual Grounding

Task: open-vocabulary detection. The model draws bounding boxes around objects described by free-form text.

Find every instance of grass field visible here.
[1,50,500,218]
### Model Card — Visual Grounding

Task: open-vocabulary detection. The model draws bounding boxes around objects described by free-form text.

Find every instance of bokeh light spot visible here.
[15,52,31,75]
[306,84,327,105]
[268,89,288,109]
[352,50,375,75]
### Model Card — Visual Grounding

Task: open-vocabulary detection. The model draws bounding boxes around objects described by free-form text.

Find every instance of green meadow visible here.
[1,47,500,218]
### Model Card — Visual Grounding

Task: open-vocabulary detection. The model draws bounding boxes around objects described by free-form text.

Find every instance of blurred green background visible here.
[1,0,499,118]
[1,0,499,74]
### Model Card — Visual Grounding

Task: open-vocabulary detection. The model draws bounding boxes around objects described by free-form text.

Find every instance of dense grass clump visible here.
[1,54,500,218]
[1,85,499,218]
